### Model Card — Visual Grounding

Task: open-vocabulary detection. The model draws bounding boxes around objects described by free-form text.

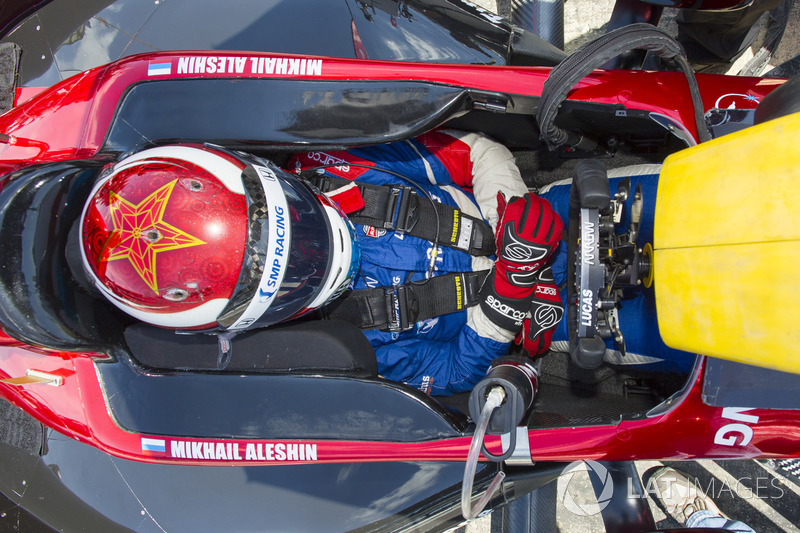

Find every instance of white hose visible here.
[461,386,507,520]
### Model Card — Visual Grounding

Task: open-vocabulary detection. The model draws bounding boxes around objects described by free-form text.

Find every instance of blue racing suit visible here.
[291,130,531,396]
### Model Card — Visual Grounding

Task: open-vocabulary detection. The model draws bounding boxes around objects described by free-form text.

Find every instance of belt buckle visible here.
[384,187,417,233]
[384,285,419,332]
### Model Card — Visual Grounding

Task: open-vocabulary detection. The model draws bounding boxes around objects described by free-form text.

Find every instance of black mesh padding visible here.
[0,398,43,456]
[0,161,131,351]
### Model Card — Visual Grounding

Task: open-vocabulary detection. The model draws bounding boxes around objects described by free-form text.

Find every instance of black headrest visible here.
[123,319,378,376]
[0,161,131,351]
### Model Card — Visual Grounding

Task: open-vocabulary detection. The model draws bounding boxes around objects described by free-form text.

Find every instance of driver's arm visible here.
[414,130,529,232]
[414,131,564,364]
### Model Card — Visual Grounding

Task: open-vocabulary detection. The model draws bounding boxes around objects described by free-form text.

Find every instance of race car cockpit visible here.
[0,25,797,486]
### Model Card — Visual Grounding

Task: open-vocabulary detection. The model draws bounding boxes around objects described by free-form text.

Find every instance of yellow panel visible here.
[655,242,800,373]
[656,112,800,250]
[654,112,800,372]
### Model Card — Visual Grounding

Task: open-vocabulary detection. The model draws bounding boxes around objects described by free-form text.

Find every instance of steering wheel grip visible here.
[567,160,611,370]
[569,305,607,369]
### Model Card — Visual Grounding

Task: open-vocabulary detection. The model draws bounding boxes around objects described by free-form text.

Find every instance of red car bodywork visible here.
[0,51,796,468]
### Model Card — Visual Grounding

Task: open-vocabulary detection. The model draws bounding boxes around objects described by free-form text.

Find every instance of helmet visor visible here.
[217,159,333,330]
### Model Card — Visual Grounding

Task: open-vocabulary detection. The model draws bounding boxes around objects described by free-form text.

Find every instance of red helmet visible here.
[80,145,360,331]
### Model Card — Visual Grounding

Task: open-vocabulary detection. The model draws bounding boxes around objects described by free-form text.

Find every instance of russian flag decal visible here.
[141,437,166,453]
[147,62,171,76]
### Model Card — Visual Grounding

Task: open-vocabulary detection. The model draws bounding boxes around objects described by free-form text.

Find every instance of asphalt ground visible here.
[494,0,800,72]
[548,459,800,532]
[464,1,800,532]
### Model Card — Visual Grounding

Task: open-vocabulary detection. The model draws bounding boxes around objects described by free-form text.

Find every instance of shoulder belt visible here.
[310,175,496,256]
[323,270,490,331]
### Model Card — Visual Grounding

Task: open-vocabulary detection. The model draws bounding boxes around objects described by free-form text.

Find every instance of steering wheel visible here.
[566,160,611,369]
[566,160,652,369]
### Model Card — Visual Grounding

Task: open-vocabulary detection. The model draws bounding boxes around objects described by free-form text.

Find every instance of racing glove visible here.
[514,267,564,356]
[480,193,563,333]
[493,192,563,299]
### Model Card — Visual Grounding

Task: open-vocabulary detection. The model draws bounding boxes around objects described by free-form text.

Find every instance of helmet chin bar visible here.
[567,160,652,370]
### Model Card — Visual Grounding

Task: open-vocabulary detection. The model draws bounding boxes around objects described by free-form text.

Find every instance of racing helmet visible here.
[80,145,360,331]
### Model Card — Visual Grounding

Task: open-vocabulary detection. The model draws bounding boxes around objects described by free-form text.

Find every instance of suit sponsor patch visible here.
[363,226,386,238]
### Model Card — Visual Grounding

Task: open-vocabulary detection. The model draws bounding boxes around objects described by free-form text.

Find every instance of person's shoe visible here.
[650,467,723,525]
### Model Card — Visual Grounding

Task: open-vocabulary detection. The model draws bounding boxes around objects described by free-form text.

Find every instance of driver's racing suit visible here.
[290,130,539,396]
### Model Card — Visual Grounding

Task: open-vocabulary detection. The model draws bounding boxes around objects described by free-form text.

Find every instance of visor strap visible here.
[215,330,239,370]
[228,165,291,330]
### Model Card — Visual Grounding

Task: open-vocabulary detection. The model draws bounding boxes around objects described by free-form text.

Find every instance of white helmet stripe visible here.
[95,288,230,328]
[114,146,245,194]
[228,164,291,330]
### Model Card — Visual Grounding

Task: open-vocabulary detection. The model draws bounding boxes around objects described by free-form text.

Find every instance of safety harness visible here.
[309,175,495,256]
[324,270,490,331]
[307,174,495,331]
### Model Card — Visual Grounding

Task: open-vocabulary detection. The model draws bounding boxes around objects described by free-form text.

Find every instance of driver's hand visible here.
[480,193,562,334]
[494,192,563,299]
[515,267,564,356]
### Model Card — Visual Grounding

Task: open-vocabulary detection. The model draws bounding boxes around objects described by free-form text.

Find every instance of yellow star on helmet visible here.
[106,179,205,293]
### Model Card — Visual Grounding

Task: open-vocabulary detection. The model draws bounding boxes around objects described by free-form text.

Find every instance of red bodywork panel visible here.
[2,343,798,466]
[0,51,795,466]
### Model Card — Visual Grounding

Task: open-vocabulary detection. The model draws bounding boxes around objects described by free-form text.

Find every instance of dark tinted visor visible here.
[216,158,333,330]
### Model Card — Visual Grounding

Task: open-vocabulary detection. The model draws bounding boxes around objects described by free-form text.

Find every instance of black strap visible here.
[310,175,495,256]
[323,270,490,331]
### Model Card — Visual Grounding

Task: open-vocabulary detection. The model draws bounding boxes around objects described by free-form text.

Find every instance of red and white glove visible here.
[515,267,564,356]
[481,193,563,333]
[494,192,563,299]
